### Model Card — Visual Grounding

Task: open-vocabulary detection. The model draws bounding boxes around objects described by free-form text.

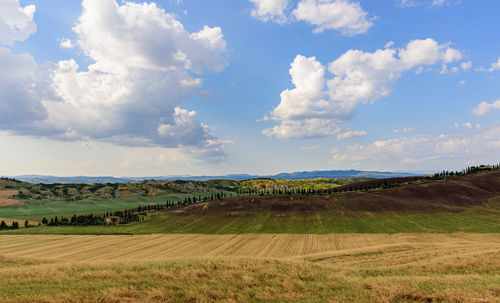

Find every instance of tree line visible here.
[0,220,31,230]
[433,164,500,179]
[40,192,231,226]
[235,163,500,196]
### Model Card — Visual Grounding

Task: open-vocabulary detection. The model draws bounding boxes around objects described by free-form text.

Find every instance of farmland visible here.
[0,177,367,221]
[2,170,500,234]
[0,193,223,221]
[0,171,499,302]
[0,233,499,302]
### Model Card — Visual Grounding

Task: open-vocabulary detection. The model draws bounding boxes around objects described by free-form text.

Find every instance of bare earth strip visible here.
[0,190,20,207]
[0,233,499,262]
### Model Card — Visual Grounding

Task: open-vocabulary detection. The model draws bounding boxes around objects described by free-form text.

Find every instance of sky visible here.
[0,0,500,177]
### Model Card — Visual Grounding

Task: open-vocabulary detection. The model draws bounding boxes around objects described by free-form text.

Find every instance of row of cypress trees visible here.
[433,163,500,179]
[40,192,231,226]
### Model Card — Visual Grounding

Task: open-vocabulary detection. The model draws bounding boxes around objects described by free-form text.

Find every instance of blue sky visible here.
[1,0,500,176]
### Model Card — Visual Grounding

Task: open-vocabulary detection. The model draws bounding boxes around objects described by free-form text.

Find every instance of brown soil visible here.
[175,170,500,216]
[0,190,21,207]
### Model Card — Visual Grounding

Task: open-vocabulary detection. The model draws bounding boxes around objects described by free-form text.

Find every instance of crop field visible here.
[0,192,228,221]
[0,233,499,302]
[0,218,39,227]
[0,190,20,207]
[0,233,498,261]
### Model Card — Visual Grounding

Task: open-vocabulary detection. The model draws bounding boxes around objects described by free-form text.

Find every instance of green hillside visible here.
[2,170,500,234]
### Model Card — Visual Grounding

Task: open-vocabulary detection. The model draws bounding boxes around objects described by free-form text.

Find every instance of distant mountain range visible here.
[9,170,424,184]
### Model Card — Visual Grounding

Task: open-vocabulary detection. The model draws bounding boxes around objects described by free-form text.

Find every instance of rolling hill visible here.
[3,169,500,234]
[11,169,419,184]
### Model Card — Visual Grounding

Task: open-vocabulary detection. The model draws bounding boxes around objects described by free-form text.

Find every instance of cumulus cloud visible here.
[330,126,500,169]
[263,39,463,139]
[293,0,373,35]
[476,58,500,72]
[249,0,289,24]
[461,61,472,71]
[59,38,75,49]
[473,100,500,116]
[0,0,36,46]
[248,0,372,36]
[0,48,56,129]
[0,0,230,161]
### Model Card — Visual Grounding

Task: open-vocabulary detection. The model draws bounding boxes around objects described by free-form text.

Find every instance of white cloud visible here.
[330,126,500,170]
[0,47,56,129]
[476,58,500,72]
[462,121,472,129]
[0,0,230,161]
[336,129,366,140]
[0,0,36,46]
[473,100,500,116]
[293,0,373,35]
[397,0,459,8]
[59,38,75,49]
[461,61,472,71]
[249,0,289,24]
[394,127,414,133]
[384,41,395,49]
[263,39,463,139]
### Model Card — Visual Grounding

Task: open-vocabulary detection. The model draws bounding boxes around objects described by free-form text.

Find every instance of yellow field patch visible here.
[0,233,499,303]
[0,233,498,262]
[0,218,39,228]
[0,190,20,207]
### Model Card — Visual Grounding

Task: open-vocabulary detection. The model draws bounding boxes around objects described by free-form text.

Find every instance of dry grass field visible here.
[0,233,498,261]
[0,218,39,227]
[0,233,499,302]
[0,190,21,207]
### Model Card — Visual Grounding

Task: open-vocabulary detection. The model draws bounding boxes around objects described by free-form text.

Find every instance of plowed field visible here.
[0,233,498,262]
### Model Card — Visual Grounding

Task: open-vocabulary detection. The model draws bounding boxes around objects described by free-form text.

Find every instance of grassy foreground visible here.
[0,233,499,303]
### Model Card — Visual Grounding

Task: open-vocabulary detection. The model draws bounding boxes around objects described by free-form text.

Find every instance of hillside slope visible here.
[0,177,368,203]
[172,170,500,214]
[4,170,500,234]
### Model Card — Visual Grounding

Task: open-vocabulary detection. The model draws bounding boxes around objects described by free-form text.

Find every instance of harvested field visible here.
[0,190,20,207]
[0,218,39,228]
[0,233,499,303]
[0,233,498,262]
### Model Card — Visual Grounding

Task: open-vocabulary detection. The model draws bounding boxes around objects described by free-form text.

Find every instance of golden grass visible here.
[0,218,39,228]
[0,233,498,262]
[0,233,499,302]
[0,190,20,207]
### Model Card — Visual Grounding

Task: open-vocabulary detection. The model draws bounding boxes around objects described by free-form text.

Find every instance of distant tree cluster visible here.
[0,177,22,183]
[232,164,500,197]
[40,192,230,227]
[433,164,500,179]
[234,176,427,196]
[0,220,19,230]
[42,214,106,226]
